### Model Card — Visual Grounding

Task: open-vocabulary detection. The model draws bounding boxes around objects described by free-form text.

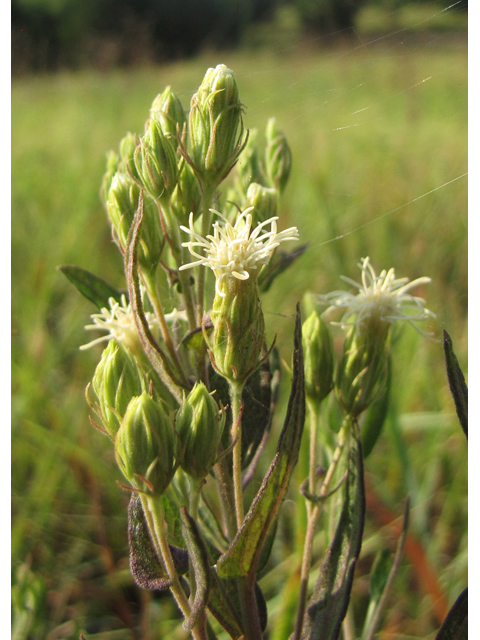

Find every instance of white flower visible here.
[80,294,163,352]
[179,207,299,296]
[319,257,436,339]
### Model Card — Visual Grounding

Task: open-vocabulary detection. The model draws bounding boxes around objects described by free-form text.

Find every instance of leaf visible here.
[58,265,126,310]
[216,304,305,579]
[128,494,188,590]
[207,571,245,639]
[443,330,468,439]
[435,587,468,640]
[258,243,308,293]
[302,425,366,640]
[180,507,211,631]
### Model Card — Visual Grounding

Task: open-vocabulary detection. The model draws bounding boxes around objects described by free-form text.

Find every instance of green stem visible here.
[141,494,207,640]
[214,452,237,541]
[143,272,189,387]
[292,417,351,640]
[229,381,245,531]
[238,575,264,640]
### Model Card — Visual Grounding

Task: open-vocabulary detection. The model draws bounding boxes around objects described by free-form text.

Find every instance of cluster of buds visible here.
[67,61,442,640]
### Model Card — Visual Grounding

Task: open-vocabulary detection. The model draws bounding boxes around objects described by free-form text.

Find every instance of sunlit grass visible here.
[12,38,467,638]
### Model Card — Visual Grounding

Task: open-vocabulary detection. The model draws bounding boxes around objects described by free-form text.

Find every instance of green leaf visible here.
[180,507,211,631]
[302,425,366,640]
[128,494,188,590]
[57,264,126,310]
[443,330,468,439]
[207,570,245,639]
[216,304,305,579]
[435,588,467,640]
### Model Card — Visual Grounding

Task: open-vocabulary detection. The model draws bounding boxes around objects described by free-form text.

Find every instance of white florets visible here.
[80,294,186,351]
[179,207,299,296]
[319,257,436,339]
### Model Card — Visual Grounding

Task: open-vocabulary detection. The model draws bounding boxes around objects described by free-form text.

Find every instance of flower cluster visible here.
[179,207,299,296]
[319,257,436,338]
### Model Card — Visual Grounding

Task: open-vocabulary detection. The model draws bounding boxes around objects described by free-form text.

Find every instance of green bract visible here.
[150,86,186,141]
[209,276,265,386]
[302,309,335,409]
[134,119,178,205]
[115,391,175,494]
[189,64,245,185]
[265,117,292,194]
[245,182,279,225]
[175,382,225,480]
[91,339,147,438]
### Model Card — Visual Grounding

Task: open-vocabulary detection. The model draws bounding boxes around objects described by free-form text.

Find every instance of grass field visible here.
[12,26,467,640]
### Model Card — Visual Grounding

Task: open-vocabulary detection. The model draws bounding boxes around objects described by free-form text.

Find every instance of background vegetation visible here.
[12,2,467,639]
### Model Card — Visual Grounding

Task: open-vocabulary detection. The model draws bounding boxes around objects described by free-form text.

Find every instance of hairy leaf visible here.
[216,305,305,578]
[443,330,468,439]
[128,494,188,590]
[302,426,365,640]
[435,588,467,640]
[58,265,126,310]
[180,507,211,631]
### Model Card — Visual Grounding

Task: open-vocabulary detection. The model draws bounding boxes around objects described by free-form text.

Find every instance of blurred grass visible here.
[12,28,466,640]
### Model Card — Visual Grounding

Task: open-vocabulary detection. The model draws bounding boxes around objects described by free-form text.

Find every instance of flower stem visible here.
[141,494,207,640]
[143,272,189,387]
[292,417,350,640]
[229,381,245,531]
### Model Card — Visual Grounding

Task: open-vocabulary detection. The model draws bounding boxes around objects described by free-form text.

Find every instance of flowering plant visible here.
[60,65,465,640]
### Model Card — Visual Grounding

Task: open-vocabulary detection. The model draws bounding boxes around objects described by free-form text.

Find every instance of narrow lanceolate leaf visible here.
[258,243,308,293]
[125,195,186,401]
[216,305,305,579]
[128,494,188,590]
[207,570,245,639]
[302,426,365,640]
[443,330,468,439]
[435,587,467,640]
[57,265,126,310]
[180,507,211,631]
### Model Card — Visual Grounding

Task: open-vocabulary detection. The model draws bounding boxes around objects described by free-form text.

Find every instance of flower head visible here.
[319,257,436,339]
[80,294,162,353]
[179,207,299,296]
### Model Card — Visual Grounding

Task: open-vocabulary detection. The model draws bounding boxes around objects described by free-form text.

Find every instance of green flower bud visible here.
[119,132,141,183]
[189,64,245,184]
[150,86,186,141]
[106,171,163,273]
[91,340,148,438]
[170,159,202,225]
[265,118,292,194]
[237,128,262,192]
[115,391,175,494]
[134,119,178,205]
[303,310,335,409]
[209,277,265,386]
[175,382,226,480]
[100,150,120,206]
[245,182,279,225]
[336,325,389,418]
